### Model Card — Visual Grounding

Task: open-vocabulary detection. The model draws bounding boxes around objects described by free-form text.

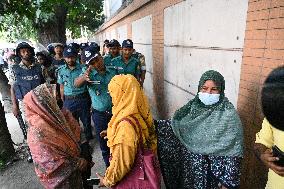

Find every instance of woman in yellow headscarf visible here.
[96,74,157,187]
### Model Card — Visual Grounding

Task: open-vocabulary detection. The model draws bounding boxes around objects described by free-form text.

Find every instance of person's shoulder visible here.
[76,63,85,69]
[33,63,42,69]
[11,63,19,70]
[116,120,137,135]
[56,64,66,73]
[130,56,139,63]
[106,66,117,74]
[221,97,235,110]
[111,56,122,66]
[111,56,121,62]
[103,54,111,59]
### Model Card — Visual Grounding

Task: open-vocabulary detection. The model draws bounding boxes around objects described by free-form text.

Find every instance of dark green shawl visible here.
[172,70,243,157]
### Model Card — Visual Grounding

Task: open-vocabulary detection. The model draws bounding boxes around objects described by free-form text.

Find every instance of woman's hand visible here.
[260,149,284,176]
[77,158,88,172]
[100,130,107,139]
[218,182,228,189]
[96,173,105,187]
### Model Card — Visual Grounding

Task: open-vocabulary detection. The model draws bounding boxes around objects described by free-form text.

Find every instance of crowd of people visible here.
[5,38,284,189]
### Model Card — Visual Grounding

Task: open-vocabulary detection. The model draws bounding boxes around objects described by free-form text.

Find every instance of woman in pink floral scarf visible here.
[23,84,87,189]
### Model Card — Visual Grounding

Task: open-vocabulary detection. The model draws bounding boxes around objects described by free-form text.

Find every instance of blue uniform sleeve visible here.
[80,67,87,76]
[57,68,64,85]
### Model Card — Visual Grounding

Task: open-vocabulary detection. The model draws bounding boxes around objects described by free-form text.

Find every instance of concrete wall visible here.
[116,24,127,45]
[163,0,248,115]
[132,15,157,115]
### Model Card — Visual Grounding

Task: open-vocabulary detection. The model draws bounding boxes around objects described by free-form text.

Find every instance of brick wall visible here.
[238,0,284,188]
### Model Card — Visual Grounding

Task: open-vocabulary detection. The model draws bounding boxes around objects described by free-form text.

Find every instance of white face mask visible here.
[198,92,220,106]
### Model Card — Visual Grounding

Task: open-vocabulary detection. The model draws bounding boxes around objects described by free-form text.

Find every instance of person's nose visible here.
[205,88,213,94]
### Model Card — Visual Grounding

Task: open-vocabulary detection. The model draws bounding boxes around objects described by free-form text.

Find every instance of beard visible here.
[67,61,76,66]
[21,55,34,62]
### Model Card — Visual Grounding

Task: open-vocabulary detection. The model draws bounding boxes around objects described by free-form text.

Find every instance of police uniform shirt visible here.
[57,63,87,96]
[111,55,140,77]
[81,67,116,112]
[52,57,65,69]
[10,61,45,100]
[9,61,43,85]
[132,51,146,71]
[103,54,114,67]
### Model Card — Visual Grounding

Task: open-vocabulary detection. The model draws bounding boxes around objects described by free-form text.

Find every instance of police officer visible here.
[111,39,140,79]
[103,39,121,67]
[10,42,45,124]
[57,47,93,140]
[47,43,55,56]
[132,49,146,86]
[75,46,117,167]
[10,42,45,162]
[52,43,65,69]
[67,42,81,64]
[36,51,56,84]
[80,42,89,51]
[102,39,109,56]
[80,42,89,62]
[67,42,80,54]
[89,42,100,53]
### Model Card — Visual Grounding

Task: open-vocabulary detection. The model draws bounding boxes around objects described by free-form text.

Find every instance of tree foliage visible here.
[0,0,104,43]
[0,14,37,42]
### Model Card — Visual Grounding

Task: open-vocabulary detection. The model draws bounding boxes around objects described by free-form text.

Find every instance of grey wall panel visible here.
[163,0,248,114]
[164,47,242,109]
[164,0,248,48]
[117,25,128,45]
[132,15,154,109]
[132,15,153,44]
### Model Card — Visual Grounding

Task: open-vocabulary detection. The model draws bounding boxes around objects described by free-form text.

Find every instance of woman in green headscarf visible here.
[156,70,243,189]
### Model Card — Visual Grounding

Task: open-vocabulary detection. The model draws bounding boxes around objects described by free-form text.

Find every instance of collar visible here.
[120,55,135,64]
[64,62,81,70]
[19,61,36,69]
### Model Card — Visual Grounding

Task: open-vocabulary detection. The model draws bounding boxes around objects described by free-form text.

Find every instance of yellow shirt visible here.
[255,118,284,189]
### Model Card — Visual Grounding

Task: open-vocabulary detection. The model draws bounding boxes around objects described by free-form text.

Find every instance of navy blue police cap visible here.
[63,47,78,57]
[82,46,100,65]
[122,39,133,48]
[67,42,80,50]
[80,43,89,50]
[53,43,64,48]
[89,42,100,52]
[107,39,121,48]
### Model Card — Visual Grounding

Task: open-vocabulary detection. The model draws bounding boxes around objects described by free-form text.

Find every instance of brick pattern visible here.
[238,0,284,188]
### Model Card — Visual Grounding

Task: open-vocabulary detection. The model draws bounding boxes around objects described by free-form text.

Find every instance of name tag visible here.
[116,66,123,70]
[89,80,101,85]
[96,90,101,96]
[21,75,39,80]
